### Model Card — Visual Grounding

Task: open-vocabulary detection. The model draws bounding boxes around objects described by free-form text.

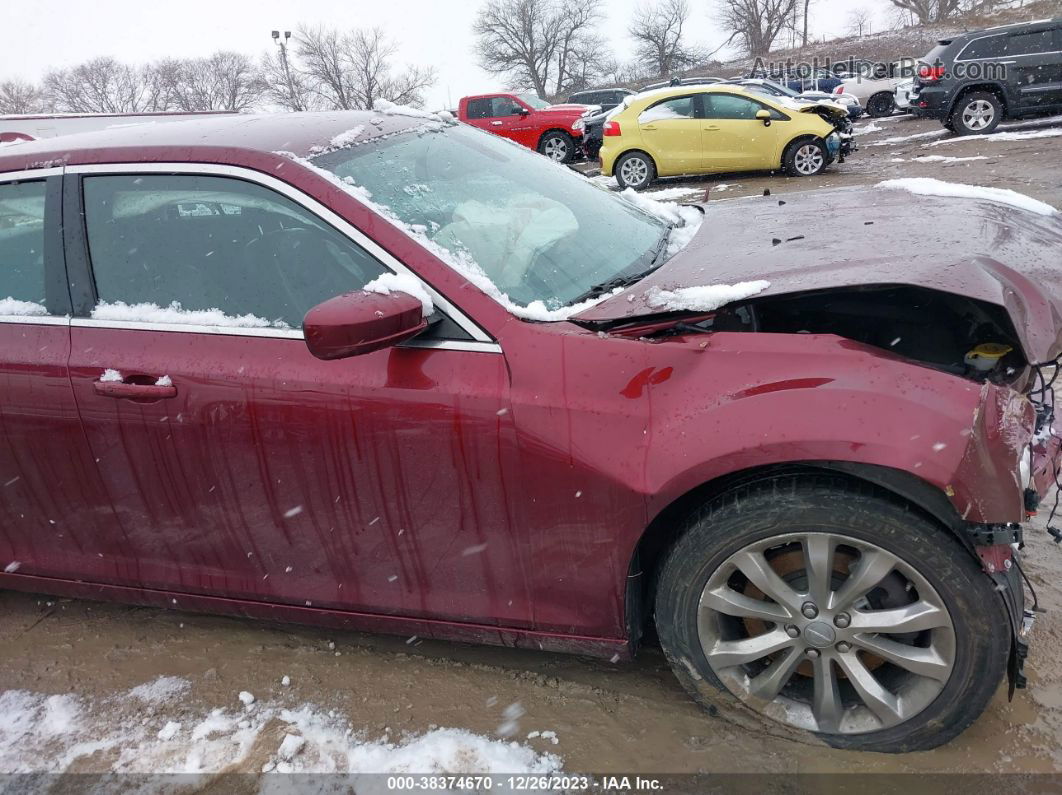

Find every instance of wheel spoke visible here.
[701,585,792,622]
[803,534,834,607]
[853,635,951,682]
[730,550,802,612]
[704,627,794,669]
[848,600,949,634]
[748,645,804,702]
[830,548,895,611]
[835,652,902,726]
[811,655,843,733]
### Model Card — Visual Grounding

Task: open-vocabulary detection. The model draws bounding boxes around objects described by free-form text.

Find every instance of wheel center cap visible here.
[803,621,836,648]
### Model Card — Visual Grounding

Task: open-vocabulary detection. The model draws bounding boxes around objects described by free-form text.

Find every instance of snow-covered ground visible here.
[0,677,562,779]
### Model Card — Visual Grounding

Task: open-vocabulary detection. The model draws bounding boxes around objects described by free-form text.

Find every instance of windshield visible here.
[311,123,666,311]
[518,93,550,110]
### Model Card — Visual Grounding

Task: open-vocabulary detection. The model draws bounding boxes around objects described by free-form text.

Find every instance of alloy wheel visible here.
[961,100,995,131]
[619,157,649,187]
[697,532,956,735]
[543,136,569,161]
[793,144,824,175]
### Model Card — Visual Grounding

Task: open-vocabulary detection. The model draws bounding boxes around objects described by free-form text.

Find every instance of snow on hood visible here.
[575,185,1062,362]
[878,178,1058,217]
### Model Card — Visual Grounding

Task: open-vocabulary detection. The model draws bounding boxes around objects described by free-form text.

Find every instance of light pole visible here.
[271,30,299,111]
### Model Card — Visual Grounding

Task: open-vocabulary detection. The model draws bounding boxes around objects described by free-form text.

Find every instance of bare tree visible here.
[886,0,962,24]
[717,0,799,57]
[261,48,317,111]
[0,79,46,114]
[160,52,263,112]
[44,57,169,113]
[628,0,705,77]
[847,8,873,36]
[800,0,814,47]
[473,0,602,99]
[296,25,435,110]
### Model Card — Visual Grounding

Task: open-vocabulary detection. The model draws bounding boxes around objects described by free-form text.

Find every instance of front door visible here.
[63,167,531,626]
[701,93,783,173]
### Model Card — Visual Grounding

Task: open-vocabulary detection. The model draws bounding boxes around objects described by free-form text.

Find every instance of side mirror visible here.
[303,290,427,360]
[756,109,772,126]
[516,106,530,116]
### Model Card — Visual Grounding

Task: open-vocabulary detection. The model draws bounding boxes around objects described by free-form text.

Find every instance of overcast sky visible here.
[3,0,890,108]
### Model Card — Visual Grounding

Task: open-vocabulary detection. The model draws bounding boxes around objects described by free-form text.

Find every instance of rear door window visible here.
[465,99,493,119]
[639,95,698,123]
[81,174,388,329]
[0,180,47,315]
[1007,30,1055,56]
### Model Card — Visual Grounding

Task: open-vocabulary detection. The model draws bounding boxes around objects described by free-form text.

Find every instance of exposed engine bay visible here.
[616,284,1029,386]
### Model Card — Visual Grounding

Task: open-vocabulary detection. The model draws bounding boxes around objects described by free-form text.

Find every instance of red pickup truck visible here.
[457,93,595,163]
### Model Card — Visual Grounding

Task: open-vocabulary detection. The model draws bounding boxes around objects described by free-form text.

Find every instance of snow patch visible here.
[911,154,988,163]
[128,676,190,704]
[373,99,457,125]
[618,188,703,257]
[154,375,172,387]
[646,280,771,312]
[99,369,123,383]
[92,300,289,329]
[0,297,47,316]
[928,126,1062,146]
[362,272,435,317]
[877,177,1057,216]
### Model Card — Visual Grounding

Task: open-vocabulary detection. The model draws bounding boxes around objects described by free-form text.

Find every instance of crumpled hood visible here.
[575,186,1062,362]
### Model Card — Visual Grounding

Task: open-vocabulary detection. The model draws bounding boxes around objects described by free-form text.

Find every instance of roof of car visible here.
[0,111,431,170]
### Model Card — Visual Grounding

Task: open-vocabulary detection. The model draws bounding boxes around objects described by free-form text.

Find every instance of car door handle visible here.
[704,125,720,131]
[490,120,503,126]
[93,381,177,400]
[641,124,658,130]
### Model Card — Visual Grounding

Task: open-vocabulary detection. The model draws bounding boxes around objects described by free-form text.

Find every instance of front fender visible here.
[640,332,1031,525]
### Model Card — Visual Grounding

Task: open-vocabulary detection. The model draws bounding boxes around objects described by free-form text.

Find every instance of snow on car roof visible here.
[0,110,429,168]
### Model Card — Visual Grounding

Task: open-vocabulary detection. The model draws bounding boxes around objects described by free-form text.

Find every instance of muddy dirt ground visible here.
[2,112,1062,778]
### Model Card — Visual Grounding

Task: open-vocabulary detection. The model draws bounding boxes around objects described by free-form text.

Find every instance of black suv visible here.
[566,88,634,113]
[911,17,1062,134]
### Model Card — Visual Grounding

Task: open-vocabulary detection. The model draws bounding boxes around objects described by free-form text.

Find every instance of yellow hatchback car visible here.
[600,85,852,190]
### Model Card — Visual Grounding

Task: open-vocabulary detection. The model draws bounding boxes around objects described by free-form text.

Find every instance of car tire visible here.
[866,92,895,118]
[950,91,1003,135]
[538,131,574,163]
[614,151,656,190]
[654,475,1009,753]
[783,139,828,177]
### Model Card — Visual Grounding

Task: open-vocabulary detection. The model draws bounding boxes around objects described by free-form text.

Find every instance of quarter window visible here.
[82,174,387,329]
[959,35,1007,60]
[0,180,47,315]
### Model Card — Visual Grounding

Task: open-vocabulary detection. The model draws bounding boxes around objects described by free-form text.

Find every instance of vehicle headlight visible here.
[572,120,584,131]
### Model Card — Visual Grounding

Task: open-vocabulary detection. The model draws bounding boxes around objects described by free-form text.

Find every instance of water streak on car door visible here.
[66,329,533,627]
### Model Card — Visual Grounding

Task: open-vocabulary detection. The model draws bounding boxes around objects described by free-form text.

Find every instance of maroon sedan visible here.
[0,111,1059,752]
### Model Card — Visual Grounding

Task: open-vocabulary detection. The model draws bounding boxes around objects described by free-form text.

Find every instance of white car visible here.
[894,78,915,112]
[835,60,915,117]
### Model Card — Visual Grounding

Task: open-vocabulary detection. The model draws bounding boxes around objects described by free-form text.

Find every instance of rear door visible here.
[0,169,119,583]
[636,94,705,175]
[1008,26,1062,110]
[701,93,784,172]
[62,164,530,625]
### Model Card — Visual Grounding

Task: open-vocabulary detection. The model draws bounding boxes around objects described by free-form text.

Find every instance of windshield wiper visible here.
[568,224,673,305]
